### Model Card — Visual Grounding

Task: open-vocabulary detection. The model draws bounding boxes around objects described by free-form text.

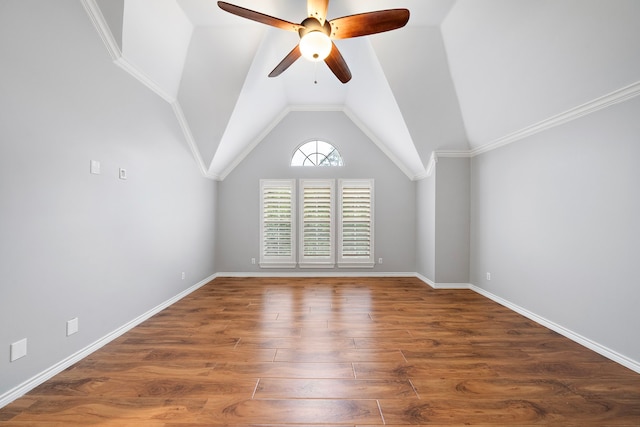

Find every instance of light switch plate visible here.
[90,160,101,175]
[118,168,127,180]
[10,338,27,362]
[67,317,79,336]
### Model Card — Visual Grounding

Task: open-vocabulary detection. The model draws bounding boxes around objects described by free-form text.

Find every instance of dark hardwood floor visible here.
[1,276,639,426]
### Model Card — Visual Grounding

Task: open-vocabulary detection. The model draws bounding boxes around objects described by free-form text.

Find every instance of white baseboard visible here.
[414,274,640,374]
[216,271,417,278]
[468,284,640,374]
[0,273,217,409]
[3,272,638,410]
[414,273,471,289]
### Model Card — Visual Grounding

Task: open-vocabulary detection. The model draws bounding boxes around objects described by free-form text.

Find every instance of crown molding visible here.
[218,106,293,180]
[417,80,640,180]
[82,0,219,180]
[342,107,422,181]
[81,0,120,61]
[470,80,640,157]
[82,0,175,103]
[171,102,218,180]
[217,105,424,181]
[218,105,347,180]
[422,150,471,178]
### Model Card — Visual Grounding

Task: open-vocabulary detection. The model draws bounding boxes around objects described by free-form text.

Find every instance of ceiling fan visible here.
[217,0,410,83]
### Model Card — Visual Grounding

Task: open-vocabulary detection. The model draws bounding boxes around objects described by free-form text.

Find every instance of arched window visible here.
[291,140,343,167]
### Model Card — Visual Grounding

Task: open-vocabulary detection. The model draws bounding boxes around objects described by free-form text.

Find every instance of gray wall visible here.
[415,158,470,285]
[216,110,416,273]
[0,0,217,398]
[470,96,640,363]
[415,175,436,280]
[434,157,470,284]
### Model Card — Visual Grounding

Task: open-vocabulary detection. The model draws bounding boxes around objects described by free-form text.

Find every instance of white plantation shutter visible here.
[260,179,296,268]
[299,180,335,267]
[338,179,374,267]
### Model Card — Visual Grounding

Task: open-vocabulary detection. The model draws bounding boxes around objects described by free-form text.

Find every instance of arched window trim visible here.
[291,139,344,167]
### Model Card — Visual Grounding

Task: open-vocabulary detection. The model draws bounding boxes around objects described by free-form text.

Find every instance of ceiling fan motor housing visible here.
[298,18,332,61]
[299,17,331,38]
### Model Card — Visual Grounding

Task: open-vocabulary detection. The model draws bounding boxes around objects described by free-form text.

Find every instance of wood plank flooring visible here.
[1,276,639,426]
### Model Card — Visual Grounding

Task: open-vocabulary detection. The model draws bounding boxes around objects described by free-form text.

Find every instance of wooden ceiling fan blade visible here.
[269,45,302,78]
[307,0,329,25]
[329,9,410,39]
[217,1,302,32]
[324,42,351,83]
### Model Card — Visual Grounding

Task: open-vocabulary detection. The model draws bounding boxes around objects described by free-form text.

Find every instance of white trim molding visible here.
[216,271,416,278]
[419,80,640,180]
[0,274,217,409]
[81,0,218,181]
[81,0,120,61]
[470,80,640,157]
[469,284,640,375]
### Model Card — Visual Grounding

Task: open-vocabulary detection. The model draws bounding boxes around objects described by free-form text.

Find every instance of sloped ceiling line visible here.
[216,103,420,181]
[81,0,215,179]
[422,79,640,178]
[470,80,640,157]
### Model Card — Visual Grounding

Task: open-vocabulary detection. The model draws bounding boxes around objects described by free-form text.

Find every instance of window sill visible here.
[338,262,375,268]
[259,262,297,269]
[299,263,336,269]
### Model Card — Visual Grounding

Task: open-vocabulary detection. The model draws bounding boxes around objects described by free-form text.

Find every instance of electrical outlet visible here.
[251,258,256,265]
[67,318,79,336]
[10,338,27,362]
[181,272,186,280]
[118,168,127,180]
[486,272,491,281]
[378,258,383,264]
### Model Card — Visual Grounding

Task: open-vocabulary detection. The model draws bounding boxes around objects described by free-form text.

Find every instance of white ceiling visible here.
[100,0,458,179]
[88,0,640,179]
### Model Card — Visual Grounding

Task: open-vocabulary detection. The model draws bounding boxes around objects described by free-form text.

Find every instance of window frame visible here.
[259,179,296,268]
[291,140,344,167]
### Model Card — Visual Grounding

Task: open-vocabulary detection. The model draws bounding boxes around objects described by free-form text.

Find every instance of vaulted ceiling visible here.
[84,0,640,180]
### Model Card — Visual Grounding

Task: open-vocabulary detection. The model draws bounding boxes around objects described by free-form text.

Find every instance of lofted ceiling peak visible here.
[84,0,460,180]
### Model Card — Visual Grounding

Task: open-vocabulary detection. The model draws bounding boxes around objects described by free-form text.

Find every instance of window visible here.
[260,179,296,268]
[259,178,373,268]
[291,140,344,166]
[299,179,335,268]
[338,179,374,267]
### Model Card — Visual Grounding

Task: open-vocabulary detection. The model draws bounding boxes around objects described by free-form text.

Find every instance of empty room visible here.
[1,0,639,425]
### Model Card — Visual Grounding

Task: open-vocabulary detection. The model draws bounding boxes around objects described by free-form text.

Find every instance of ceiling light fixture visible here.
[299,31,332,62]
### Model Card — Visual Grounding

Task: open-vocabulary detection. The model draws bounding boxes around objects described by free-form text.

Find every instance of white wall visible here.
[0,0,217,399]
[470,96,640,365]
[216,111,416,274]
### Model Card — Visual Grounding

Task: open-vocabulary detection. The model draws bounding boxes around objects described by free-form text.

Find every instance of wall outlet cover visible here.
[10,338,27,362]
[67,318,79,336]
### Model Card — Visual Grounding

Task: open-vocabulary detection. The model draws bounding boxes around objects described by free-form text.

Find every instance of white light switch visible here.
[67,317,79,336]
[10,338,27,362]
[118,168,127,180]
[90,160,101,175]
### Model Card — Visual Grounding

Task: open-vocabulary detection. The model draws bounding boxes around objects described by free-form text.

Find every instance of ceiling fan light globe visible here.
[299,31,332,62]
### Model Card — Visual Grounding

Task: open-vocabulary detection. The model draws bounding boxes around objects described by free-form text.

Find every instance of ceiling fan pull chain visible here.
[313,61,319,84]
